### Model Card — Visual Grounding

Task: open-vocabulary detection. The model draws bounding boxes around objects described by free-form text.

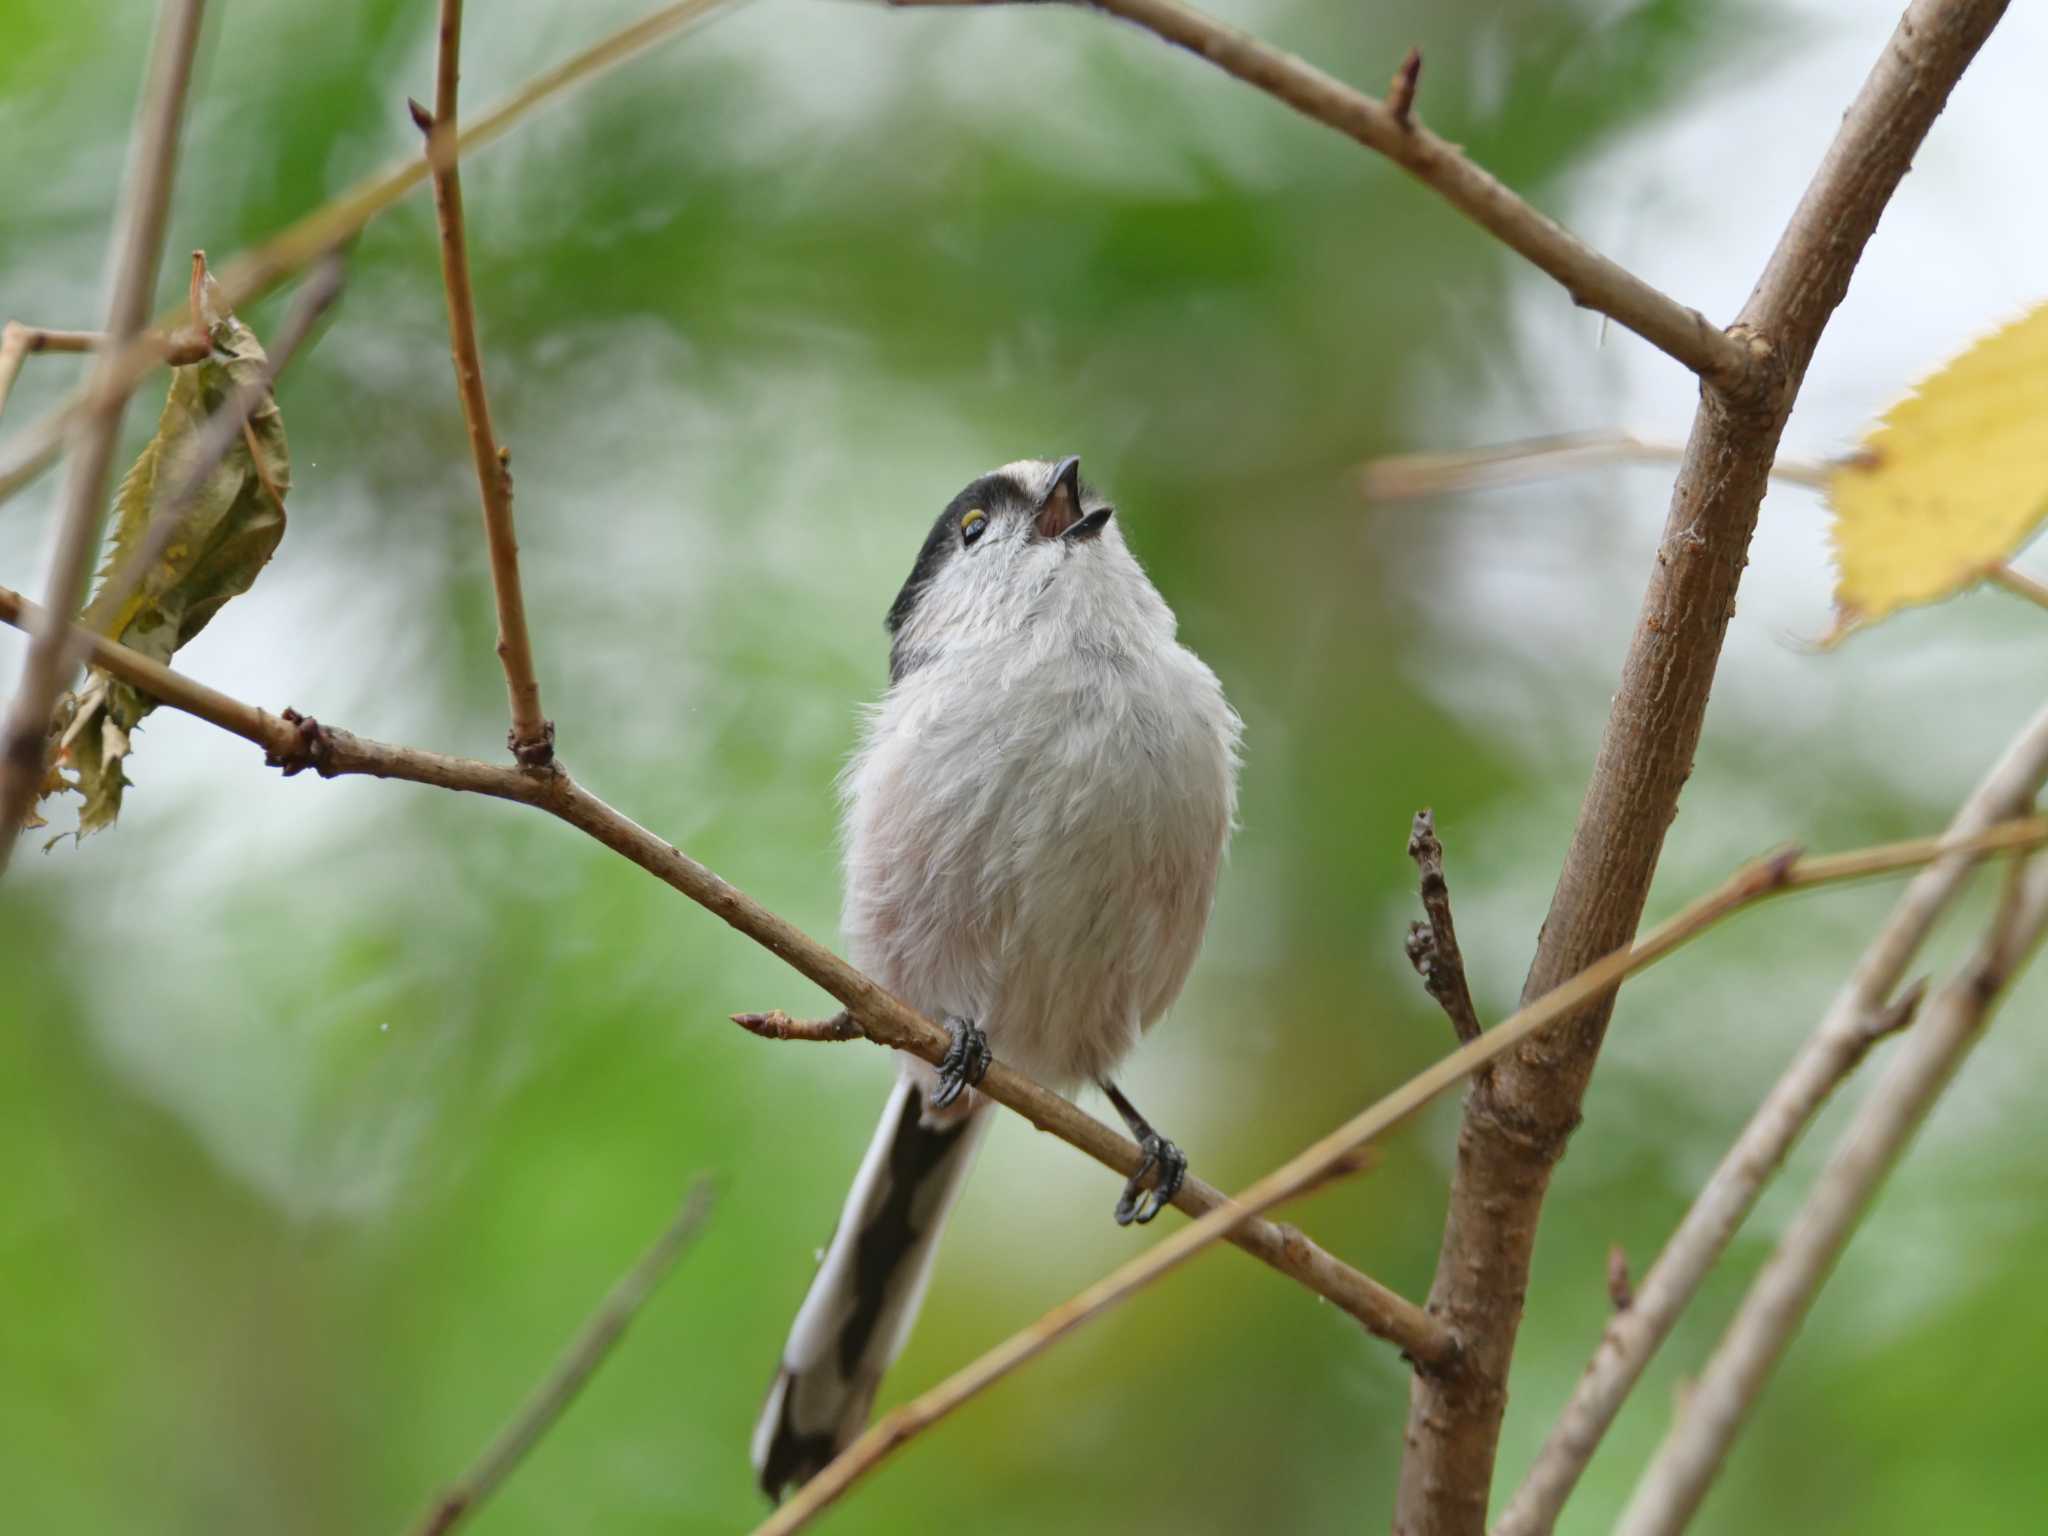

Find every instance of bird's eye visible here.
[960,508,987,546]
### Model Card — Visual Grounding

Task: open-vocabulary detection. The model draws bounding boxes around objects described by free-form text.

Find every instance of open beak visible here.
[1034,455,1112,542]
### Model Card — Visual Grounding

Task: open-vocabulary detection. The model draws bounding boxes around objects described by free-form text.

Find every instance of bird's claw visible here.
[1114,1132,1186,1226]
[931,1016,991,1111]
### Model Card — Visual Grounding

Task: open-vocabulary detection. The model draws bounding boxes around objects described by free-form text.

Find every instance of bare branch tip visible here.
[732,1009,863,1043]
[1607,1244,1634,1312]
[1388,46,1423,127]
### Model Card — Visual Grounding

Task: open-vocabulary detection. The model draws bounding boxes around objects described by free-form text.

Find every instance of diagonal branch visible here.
[890,0,1758,394]
[1615,852,2048,1536]
[411,0,554,767]
[1495,696,2048,1536]
[402,1177,716,1536]
[0,0,208,875]
[1397,6,2009,1528]
[748,819,2048,1535]
[0,581,1451,1368]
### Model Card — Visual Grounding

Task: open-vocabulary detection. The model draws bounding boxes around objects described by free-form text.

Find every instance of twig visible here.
[1606,1245,1633,1313]
[402,1177,715,1536]
[1358,431,1830,501]
[67,255,344,675]
[1614,856,2048,1536]
[1501,702,2048,1534]
[1386,46,1422,129]
[890,0,1754,394]
[1406,808,1484,1047]
[1360,433,2048,605]
[732,1009,864,1042]
[0,0,737,515]
[0,0,207,875]
[413,0,554,767]
[0,322,214,426]
[745,820,2048,1536]
[1986,564,2048,614]
[1398,5,2010,1526]
[0,584,1450,1368]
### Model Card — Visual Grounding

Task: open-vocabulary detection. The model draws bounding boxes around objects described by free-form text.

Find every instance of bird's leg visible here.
[1099,1079,1187,1226]
[931,1016,992,1111]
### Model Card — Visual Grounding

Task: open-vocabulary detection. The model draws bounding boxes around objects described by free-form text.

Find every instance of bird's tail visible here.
[752,1075,989,1500]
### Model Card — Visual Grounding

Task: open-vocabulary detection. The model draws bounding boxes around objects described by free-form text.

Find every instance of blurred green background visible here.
[4,0,2046,1531]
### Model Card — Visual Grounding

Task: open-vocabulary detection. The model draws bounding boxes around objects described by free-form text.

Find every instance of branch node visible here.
[509,717,557,770]
[1387,46,1422,127]
[268,707,332,778]
[1607,1244,1634,1312]
[407,96,437,134]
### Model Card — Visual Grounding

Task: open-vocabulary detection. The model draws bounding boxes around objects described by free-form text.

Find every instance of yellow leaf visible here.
[1827,301,2048,637]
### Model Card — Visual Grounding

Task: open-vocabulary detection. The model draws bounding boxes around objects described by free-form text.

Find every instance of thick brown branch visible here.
[0,0,207,874]
[1397,6,2010,1529]
[414,0,554,767]
[0,582,1451,1367]
[891,0,1755,392]
[1496,702,2048,1536]
[1406,808,1484,1047]
[403,1178,714,1536]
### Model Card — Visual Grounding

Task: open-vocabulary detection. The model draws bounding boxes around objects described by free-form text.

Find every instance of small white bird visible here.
[752,457,1241,1498]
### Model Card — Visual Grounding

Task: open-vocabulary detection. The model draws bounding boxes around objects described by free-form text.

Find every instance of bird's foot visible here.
[931,1016,991,1111]
[1114,1132,1187,1226]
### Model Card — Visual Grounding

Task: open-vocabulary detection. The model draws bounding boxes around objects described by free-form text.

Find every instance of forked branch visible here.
[749,811,2048,1536]
[1497,696,2048,1536]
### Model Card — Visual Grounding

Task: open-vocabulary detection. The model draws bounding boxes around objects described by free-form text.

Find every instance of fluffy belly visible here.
[841,661,1228,1090]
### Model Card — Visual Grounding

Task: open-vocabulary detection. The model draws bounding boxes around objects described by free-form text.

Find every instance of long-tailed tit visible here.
[752,457,1241,1498]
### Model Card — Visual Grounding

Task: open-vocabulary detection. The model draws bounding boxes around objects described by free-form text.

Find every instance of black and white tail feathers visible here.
[752,1077,989,1500]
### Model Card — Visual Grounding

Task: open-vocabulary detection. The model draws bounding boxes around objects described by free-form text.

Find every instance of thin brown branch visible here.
[0,321,216,426]
[0,0,735,515]
[732,1009,863,1042]
[0,0,207,876]
[0,583,1450,1368]
[402,1177,715,1536]
[746,815,2048,1536]
[414,0,554,767]
[890,0,1755,393]
[1398,5,2010,1527]
[1986,563,2048,614]
[1494,703,2048,1536]
[1615,856,2048,1536]
[1406,808,1484,1047]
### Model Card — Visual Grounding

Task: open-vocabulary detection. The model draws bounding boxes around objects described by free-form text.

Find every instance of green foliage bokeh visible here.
[4,2,2045,1533]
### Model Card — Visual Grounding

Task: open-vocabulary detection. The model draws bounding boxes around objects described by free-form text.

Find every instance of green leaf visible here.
[46,302,290,840]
